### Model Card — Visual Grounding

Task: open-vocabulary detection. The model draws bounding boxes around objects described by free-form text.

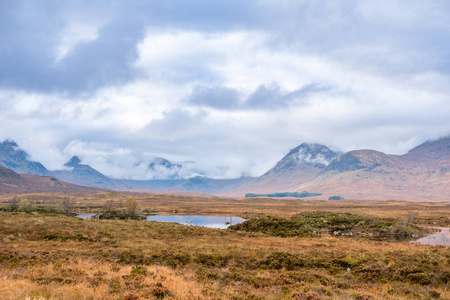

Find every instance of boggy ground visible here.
[1,191,448,225]
[0,193,449,299]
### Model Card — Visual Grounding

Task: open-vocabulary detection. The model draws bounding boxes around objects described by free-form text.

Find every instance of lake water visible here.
[76,213,246,229]
[411,227,450,246]
[146,215,246,229]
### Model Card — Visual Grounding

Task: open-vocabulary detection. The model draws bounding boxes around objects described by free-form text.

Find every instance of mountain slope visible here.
[0,165,103,194]
[52,156,132,190]
[223,143,340,196]
[295,137,450,201]
[0,140,52,176]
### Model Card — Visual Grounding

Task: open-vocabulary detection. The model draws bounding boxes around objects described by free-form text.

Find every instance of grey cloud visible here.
[144,109,207,139]
[244,84,321,110]
[188,83,330,110]
[188,86,240,109]
[0,1,143,94]
[0,0,263,95]
[5,0,449,96]
[52,19,144,92]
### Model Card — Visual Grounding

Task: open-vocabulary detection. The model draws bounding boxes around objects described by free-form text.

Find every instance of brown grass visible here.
[0,193,449,299]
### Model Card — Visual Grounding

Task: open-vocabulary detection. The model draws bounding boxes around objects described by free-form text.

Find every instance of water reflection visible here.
[412,227,450,246]
[76,213,97,219]
[146,215,246,229]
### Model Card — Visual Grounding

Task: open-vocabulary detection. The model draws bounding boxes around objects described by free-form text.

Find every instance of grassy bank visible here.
[0,209,449,299]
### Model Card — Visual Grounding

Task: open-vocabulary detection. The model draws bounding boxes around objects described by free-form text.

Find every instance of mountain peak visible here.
[286,143,340,167]
[0,140,51,176]
[2,139,19,148]
[64,156,82,167]
[148,157,185,179]
[0,139,27,160]
[149,157,178,169]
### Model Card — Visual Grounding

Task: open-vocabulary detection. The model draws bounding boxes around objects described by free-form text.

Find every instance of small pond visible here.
[76,213,246,229]
[411,227,450,246]
[77,213,97,219]
[146,215,246,229]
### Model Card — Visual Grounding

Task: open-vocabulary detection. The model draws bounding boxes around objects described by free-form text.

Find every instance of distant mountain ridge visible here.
[295,137,450,201]
[0,137,449,200]
[52,156,132,190]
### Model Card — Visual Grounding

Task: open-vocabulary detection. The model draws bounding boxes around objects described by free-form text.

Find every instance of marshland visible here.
[0,192,449,299]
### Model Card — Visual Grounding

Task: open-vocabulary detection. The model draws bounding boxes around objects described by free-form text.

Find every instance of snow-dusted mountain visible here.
[223,143,340,196]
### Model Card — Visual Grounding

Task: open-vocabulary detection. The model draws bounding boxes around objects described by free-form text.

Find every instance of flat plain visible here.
[0,192,449,299]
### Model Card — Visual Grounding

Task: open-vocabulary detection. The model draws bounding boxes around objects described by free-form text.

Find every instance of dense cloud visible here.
[188,86,241,109]
[1,1,450,179]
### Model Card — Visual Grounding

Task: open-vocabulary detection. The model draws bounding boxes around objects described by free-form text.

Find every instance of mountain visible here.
[147,157,200,179]
[149,157,182,174]
[1,137,449,201]
[295,137,450,201]
[52,156,132,190]
[0,165,103,194]
[223,143,340,196]
[0,139,52,176]
[403,136,450,166]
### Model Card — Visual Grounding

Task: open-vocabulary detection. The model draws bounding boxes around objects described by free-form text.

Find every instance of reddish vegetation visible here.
[0,166,103,194]
[295,139,450,201]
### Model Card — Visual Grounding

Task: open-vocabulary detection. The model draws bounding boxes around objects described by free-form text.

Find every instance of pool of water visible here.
[412,227,450,246]
[76,213,97,219]
[146,215,246,229]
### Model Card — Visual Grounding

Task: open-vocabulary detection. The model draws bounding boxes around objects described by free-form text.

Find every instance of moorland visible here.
[0,192,449,299]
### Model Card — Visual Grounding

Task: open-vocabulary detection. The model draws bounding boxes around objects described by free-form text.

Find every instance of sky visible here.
[1,0,450,180]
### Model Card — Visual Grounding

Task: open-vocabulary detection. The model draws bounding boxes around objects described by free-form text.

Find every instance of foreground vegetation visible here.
[230,211,431,241]
[0,193,449,299]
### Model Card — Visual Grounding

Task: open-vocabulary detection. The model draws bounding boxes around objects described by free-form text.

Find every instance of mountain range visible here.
[295,137,450,201]
[0,137,449,201]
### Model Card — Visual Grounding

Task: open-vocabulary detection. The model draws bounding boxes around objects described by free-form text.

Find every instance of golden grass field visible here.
[0,192,449,299]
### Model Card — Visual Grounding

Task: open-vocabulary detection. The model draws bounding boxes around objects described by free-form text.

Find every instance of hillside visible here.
[0,165,103,194]
[295,137,450,201]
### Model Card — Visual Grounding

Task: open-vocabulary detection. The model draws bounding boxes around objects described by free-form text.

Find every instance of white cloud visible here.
[1,1,450,180]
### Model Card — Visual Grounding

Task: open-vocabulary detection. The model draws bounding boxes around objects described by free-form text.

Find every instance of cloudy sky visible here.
[1,0,450,179]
